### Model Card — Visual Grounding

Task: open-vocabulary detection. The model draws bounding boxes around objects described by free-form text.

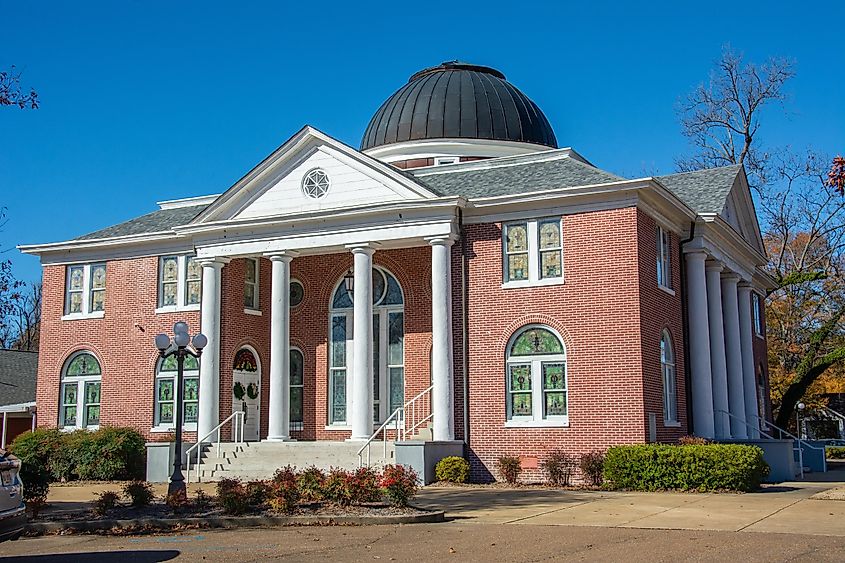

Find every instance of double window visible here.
[64,263,106,317]
[505,326,567,425]
[154,354,199,429]
[158,255,202,310]
[503,218,563,285]
[60,352,102,429]
[657,226,672,290]
[661,330,678,424]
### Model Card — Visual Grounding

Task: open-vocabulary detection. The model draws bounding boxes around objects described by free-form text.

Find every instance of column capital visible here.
[265,251,299,262]
[426,235,457,246]
[737,281,754,291]
[721,272,741,284]
[346,243,379,256]
[684,250,709,262]
[705,259,724,273]
[195,257,230,269]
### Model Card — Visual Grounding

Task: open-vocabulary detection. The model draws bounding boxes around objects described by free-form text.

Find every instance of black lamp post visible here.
[155,322,207,496]
[343,269,354,299]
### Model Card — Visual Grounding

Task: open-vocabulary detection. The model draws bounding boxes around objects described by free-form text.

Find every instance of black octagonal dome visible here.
[360,61,557,151]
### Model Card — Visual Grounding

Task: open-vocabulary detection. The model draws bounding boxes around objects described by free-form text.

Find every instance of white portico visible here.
[180,126,463,443]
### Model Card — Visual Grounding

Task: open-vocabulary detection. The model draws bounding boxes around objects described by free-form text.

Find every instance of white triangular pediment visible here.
[719,172,765,254]
[193,127,438,223]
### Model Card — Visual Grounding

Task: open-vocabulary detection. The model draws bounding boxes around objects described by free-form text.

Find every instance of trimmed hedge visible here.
[603,444,769,492]
[435,456,470,483]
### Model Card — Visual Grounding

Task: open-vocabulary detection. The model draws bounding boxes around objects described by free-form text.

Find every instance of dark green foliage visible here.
[93,491,120,515]
[497,456,522,484]
[578,451,605,487]
[435,456,470,483]
[541,450,576,487]
[123,481,154,508]
[603,444,770,492]
[9,428,61,501]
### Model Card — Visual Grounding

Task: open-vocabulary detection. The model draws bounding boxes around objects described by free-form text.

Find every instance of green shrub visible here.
[322,468,354,506]
[603,444,769,492]
[579,451,605,487]
[93,490,120,515]
[75,427,145,481]
[497,456,522,485]
[435,456,470,483]
[541,450,576,487]
[827,446,845,459]
[296,466,326,502]
[50,430,87,481]
[9,428,62,500]
[678,435,711,445]
[123,481,154,508]
[380,465,418,507]
[216,478,250,515]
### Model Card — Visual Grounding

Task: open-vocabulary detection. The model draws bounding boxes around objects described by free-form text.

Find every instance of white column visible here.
[737,283,760,438]
[721,274,747,439]
[349,245,375,441]
[706,260,730,439]
[430,237,456,442]
[267,254,295,441]
[686,251,715,439]
[197,258,226,441]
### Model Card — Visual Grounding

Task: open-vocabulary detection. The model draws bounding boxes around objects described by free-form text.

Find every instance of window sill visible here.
[324,425,351,431]
[664,421,682,428]
[151,424,198,433]
[658,285,675,296]
[61,311,105,321]
[501,278,565,290]
[504,419,569,428]
[155,304,201,314]
[244,308,263,316]
[755,332,765,340]
[60,425,98,432]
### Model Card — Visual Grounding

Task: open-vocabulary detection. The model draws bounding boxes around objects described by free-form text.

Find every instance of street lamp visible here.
[343,269,354,299]
[155,322,207,496]
[796,402,806,439]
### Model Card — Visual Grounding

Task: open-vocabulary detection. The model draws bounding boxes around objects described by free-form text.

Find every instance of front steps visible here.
[190,440,396,482]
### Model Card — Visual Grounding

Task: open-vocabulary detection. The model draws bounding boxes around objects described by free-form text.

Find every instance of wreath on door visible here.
[233,381,246,400]
[246,382,259,400]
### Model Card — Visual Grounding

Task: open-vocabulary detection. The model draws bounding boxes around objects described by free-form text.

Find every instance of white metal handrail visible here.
[405,385,433,438]
[357,407,403,467]
[185,411,245,483]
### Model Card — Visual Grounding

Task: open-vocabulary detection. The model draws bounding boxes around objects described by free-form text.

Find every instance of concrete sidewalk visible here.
[414,477,845,537]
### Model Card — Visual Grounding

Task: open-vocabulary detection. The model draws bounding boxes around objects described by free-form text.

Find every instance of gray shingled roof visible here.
[656,165,741,215]
[76,204,208,241]
[0,350,37,407]
[410,153,624,198]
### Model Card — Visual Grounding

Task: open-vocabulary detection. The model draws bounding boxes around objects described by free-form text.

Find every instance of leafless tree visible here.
[0,282,42,352]
[0,66,38,110]
[676,48,794,190]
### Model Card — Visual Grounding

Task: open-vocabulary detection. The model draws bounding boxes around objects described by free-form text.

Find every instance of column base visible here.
[345,437,370,443]
[264,436,296,442]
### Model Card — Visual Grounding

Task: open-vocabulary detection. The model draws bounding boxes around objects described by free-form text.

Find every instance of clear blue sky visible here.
[2,0,843,283]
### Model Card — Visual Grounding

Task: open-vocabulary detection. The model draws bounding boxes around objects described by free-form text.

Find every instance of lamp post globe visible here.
[192,333,208,350]
[173,321,189,336]
[155,333,171,352]
[174,331,190,348]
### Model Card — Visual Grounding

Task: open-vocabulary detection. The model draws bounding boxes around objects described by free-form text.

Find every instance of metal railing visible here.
[405,385,433,439]
[185,411,245,483]
[357,408,403,467]
[357,385,435,467]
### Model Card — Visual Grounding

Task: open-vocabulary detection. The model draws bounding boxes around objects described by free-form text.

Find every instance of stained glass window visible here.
[244,258,259,309]
[657,226,672,288]
[329,314,347,424]
[538,220,562,279]
[291,348,304,430]
[160,256,178,307]
[155,355,200,427]
[66,265,84,314]
[503,218,564,284]
[233,349,258,372]
[61,352,101,429]
[185,257,202,305]
[661,331,677,423]
[90,264,106,312]
[290,281,304,307]
[506,326,567,422]
[505,223,529,281]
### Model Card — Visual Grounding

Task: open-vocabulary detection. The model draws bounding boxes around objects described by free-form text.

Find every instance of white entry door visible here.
[232,348,261,441]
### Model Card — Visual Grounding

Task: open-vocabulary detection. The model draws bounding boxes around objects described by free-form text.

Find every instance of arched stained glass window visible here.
[331,268,404,309]
[155,354,200,428]
[60,352,102,429]
[506,326,567,422]
[661,330,677,424]
[233,349,258,372]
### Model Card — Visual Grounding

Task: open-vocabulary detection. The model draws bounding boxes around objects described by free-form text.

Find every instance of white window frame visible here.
[151,357,199,432]
[434,156,459,166]
[290,347,304,431]
[502,218,564,288]
[156,255,201,313]
[661,330,679,426]
[657,226,674,294]
[62,263,107,320]
[59,351,102,430]
[752,292,764,338]
[244,257,260,313]
[504,325,568,428]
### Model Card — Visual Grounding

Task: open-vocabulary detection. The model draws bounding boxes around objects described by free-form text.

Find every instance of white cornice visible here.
[362,138,562,164]
[157,194,221,210]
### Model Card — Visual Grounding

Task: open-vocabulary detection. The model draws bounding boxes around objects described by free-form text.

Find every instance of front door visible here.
[232,348,261,441]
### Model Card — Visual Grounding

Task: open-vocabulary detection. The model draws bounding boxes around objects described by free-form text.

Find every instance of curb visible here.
[25,510,446,535]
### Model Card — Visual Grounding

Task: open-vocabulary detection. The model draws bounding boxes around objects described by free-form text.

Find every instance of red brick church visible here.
[21,61,772,480]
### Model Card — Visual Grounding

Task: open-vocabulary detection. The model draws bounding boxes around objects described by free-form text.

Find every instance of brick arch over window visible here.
[230,341,264,371]
[498,315,574,358]
[55,344,106,375]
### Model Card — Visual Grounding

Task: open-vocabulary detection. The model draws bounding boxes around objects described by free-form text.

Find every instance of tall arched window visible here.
[505,326,567,424]
[328,267,404,425]
[661,330,678,424]
[154,354,199,429]
[291,348,304,431]
[60,351,102,429]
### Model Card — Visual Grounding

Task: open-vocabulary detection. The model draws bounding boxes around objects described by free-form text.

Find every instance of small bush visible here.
[603,444,769,492]
[349,467,382,504]
[93,491,120,515]
[542,450,576,487]
[245,480,270,509]
[123,481,154,508]
[827,446,845,459]
[679,435,711,446]
[216,478,250,515]
[380,465,418,507]
[75,427,146,481]
[9,428,62,500]
[579,451,605,487]
[194,490,212,511]
[23,481,49,520]
[322,468,354,506]
[296,466,326,502]
[166,489,189,512]
[268,478,300,513]
[435,456,470,483]
[497,456,522,485]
